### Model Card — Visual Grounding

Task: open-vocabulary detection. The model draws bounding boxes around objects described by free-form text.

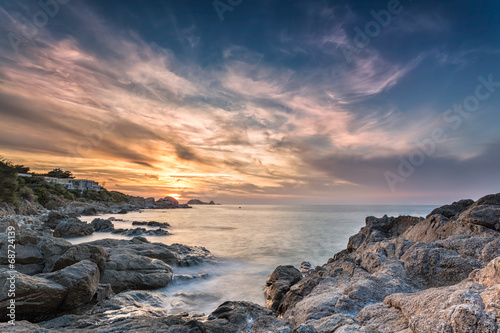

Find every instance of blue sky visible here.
[0,0,499,204]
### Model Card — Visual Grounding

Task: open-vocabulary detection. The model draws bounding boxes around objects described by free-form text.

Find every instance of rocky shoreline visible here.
[1,193,499,332]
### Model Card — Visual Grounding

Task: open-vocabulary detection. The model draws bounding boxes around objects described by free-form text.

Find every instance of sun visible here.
[168,194,181,201]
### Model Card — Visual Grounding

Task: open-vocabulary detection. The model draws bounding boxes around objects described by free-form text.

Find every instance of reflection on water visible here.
[77,205,436,315]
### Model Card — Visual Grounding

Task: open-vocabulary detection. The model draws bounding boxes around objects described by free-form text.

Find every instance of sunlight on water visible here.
[77,205,437,315]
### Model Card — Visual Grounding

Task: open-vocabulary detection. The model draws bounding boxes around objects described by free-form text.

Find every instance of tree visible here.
[47,168,74,178]
[0,157,19,204]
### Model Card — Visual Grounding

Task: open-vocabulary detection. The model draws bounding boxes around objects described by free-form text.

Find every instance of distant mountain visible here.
[187,199,215,205]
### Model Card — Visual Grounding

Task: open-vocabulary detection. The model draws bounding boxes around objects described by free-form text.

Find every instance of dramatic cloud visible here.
[0,0,499,204]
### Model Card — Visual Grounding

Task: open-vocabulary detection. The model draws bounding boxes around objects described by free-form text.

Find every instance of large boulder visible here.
[100,252,173,293]
[265,265,302,313]
[0,269,67,322]
[53,219,94,238]
[0,230,72,275]
[38,260,100,309]
[51,244,108,273]
[83,238,212,267]
[458,194,500,231]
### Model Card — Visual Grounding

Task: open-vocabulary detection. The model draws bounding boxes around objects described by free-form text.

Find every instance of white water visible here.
[76,205,436,315]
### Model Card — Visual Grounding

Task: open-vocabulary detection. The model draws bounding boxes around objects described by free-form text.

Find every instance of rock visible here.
[384,281,498,332]
[0,269,67,322]
[51,244,108,272]
[0,229,72,275]
[427,199,474,218]
[347,215,422,252]
[187,199,216,205]
[263,194,500,332]
[470,257,500,287]
[45,211,70,229]
[458,205,500,231]
[400,242,484,288]
[53,219,94,238]
[120,227,170,236]
[155,196,179,208]
[117,209,128,214]
[206,301,290,332]
[265,265,302,313]
[296,324,318,333]
[81,207,98,216]
[99,252,173,293]
[132,221,170,228]
[91,218,115,232]
[38,260,100,309]
[299,261,312,274]
[172,273,210,284]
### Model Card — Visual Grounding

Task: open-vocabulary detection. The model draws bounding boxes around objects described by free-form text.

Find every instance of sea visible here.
[76,204,437,315]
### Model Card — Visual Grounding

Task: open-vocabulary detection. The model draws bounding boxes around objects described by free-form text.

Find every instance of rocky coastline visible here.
[1,193,499,332]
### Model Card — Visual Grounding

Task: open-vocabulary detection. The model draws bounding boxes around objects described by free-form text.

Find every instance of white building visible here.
[43,177,101,192]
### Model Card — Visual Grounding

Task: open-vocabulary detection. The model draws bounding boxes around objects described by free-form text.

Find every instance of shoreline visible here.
[0,193,499,332]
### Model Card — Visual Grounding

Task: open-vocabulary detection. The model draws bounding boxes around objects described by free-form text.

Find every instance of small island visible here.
[186,199,216,205]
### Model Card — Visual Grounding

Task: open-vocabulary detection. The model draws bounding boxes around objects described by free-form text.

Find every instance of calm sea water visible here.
[77,205,436,315]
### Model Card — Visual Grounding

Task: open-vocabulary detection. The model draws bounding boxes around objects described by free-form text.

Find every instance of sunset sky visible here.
[1,0,499,204]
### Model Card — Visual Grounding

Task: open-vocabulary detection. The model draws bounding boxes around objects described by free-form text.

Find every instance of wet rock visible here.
[53,219,94,238]
[91,218,115,232]
[173,273,210,284]
[132,221,171,228]
[121,227,170,236]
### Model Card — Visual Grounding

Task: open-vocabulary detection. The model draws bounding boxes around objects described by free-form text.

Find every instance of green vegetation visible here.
[0,157,134,208]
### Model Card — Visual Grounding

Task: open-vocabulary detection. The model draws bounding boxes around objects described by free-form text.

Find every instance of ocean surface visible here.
[76,205,437,315]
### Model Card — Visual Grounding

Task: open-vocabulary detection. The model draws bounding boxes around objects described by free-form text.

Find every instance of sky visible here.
[0,0,499,205]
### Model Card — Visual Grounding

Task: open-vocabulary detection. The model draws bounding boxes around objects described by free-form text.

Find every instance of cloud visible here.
[0,1,498,204]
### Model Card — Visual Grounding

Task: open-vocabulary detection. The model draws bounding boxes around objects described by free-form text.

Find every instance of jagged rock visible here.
[53,219,94,238]
[427,199,474,218]
[120,227,170,236]
[38,260,100,309]
[0,269,67,322]
[265,265,302,313]
[347,215,422,252]
[91,218,115,232]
